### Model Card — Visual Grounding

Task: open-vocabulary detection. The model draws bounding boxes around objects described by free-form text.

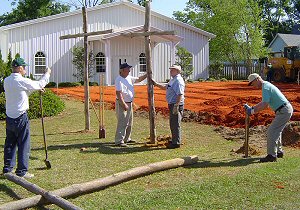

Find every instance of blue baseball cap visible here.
[120,63,132,69]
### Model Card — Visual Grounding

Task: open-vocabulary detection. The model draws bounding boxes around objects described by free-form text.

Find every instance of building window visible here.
[95,52,106,72]
[34,51,46,74]
[139,53,146,72]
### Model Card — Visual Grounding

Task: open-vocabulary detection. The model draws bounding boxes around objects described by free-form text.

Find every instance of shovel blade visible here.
[44,159,51,169]
[99,127,106,139]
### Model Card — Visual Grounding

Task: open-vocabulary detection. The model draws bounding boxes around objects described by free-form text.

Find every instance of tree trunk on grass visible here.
[4,173,82,210]
[0,156,198,210]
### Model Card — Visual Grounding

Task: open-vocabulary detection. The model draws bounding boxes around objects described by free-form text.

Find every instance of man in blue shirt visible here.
[153,65,185,149]
[244,73,293,162]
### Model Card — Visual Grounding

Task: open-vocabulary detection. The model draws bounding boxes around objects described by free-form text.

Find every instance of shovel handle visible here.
[244,114,250,157]
[39,92,48,158]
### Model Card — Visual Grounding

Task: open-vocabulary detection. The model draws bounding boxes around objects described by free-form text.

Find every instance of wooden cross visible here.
[60,7,113,131]
[124,0,175,144]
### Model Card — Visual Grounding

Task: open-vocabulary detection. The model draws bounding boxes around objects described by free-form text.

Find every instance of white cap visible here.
[169,64,181,72]
[248,73,260,86]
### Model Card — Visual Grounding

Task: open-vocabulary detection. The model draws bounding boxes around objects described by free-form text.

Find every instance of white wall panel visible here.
[0,2,214,84]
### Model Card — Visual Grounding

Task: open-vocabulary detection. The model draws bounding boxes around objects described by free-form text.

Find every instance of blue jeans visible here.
[3,112,30,176]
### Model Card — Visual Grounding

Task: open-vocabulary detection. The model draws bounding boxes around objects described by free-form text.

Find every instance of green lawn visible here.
[0,98,299,209]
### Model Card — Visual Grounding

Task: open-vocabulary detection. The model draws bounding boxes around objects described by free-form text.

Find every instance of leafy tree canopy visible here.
[255,0,300,46]
[174,0,267,65]
[0,0,70,26]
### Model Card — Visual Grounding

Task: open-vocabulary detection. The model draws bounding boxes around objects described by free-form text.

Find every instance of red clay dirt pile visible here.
[52,81,300,148]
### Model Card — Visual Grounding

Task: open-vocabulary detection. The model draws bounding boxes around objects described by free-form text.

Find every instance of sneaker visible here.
[19,172,34,179]
[126,139,136,144]
[166,143,180,149]
[260,154,277,163]
[115,143,128,147]
[277,152,284,158]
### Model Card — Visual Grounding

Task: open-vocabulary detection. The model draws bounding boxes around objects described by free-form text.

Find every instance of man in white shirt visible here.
[3,57,51,178]
[114,63,147,147]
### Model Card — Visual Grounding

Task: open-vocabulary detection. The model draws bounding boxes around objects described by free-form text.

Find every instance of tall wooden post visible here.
[82,7,90,130]
[60,8,113,132]
[144,1,156,144]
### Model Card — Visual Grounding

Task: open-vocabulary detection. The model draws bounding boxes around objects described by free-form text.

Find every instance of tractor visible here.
[264,46,300,82]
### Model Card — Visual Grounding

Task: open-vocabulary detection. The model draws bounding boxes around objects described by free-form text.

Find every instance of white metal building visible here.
[0,1,215,85]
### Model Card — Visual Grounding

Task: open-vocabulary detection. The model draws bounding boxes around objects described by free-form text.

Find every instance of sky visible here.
[0,0,189,18]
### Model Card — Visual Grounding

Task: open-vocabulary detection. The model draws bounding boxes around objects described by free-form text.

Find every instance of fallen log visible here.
[4,173,82,210]
[0,155,198,210]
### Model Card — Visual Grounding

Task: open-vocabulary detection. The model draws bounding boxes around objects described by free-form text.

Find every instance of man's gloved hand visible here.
[173,104,179,115]
[244,104,254,115]
[45,67,51,74]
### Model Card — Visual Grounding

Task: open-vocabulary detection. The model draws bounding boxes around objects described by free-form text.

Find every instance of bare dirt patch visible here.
[51,81,300,150]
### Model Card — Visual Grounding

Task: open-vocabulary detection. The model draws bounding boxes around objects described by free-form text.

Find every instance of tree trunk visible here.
[4,173,82,210]
[82,7,90,131]
[0,156,198,210]
[144,1,156,144]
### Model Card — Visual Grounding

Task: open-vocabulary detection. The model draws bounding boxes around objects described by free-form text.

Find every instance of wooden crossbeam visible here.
[122,30,175,38]
[59,29,113,40]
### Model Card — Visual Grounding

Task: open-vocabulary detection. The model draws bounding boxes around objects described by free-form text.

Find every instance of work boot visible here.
[277,152,284,158]
[125,139,136,144]
[260,154,277,163]
[166,143,180,149]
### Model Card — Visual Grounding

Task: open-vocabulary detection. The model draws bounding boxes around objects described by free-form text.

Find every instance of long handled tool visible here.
[39,92,51,169]
[99,74,106,138]
[244,113,250,158]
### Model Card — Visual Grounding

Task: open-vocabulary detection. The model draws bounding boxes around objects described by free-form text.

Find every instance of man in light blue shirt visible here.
[3,57,51,178]
[153,65,185,149]
[244,73,293,162]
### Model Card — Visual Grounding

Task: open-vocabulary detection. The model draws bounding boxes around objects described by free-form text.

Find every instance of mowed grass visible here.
[0,97,299,209]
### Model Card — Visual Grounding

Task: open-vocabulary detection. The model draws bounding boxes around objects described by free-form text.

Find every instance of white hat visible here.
[169,64,181,72]
[248,73,260,86]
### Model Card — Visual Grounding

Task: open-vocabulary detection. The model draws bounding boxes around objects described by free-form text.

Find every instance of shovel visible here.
[39,91,51,169]
[244,113,250,158]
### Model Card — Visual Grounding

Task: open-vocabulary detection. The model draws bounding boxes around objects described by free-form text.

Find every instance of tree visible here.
[71,0,133,8]
[0,0,70,26]
[72,46,95,81]
[175,46,193,80]
[255,0,300,46]
[174,0,267,71]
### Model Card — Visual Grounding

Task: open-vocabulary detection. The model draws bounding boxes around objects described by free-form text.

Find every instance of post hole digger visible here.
[39,91,51,169]
[88,75,106,139]
[99,74,106,138]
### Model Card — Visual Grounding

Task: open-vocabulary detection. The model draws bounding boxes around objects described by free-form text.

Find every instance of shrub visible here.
[45,82,57,88]
[220,78,228,82]
[0,93,5,119]
[79,81,99,86]
[207,77,216,82]
[58,82,81,87]
[198,78,204,82]
[89,82,98,86]
[0,90,65,120]
[187,79,194,83]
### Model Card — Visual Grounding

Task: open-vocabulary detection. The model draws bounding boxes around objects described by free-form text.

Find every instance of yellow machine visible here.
[264,46,300,82]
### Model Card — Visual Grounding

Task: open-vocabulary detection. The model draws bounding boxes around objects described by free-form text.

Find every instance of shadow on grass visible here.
[31,142,166,155]
[185,157,261,168]
[0,184,23,200]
